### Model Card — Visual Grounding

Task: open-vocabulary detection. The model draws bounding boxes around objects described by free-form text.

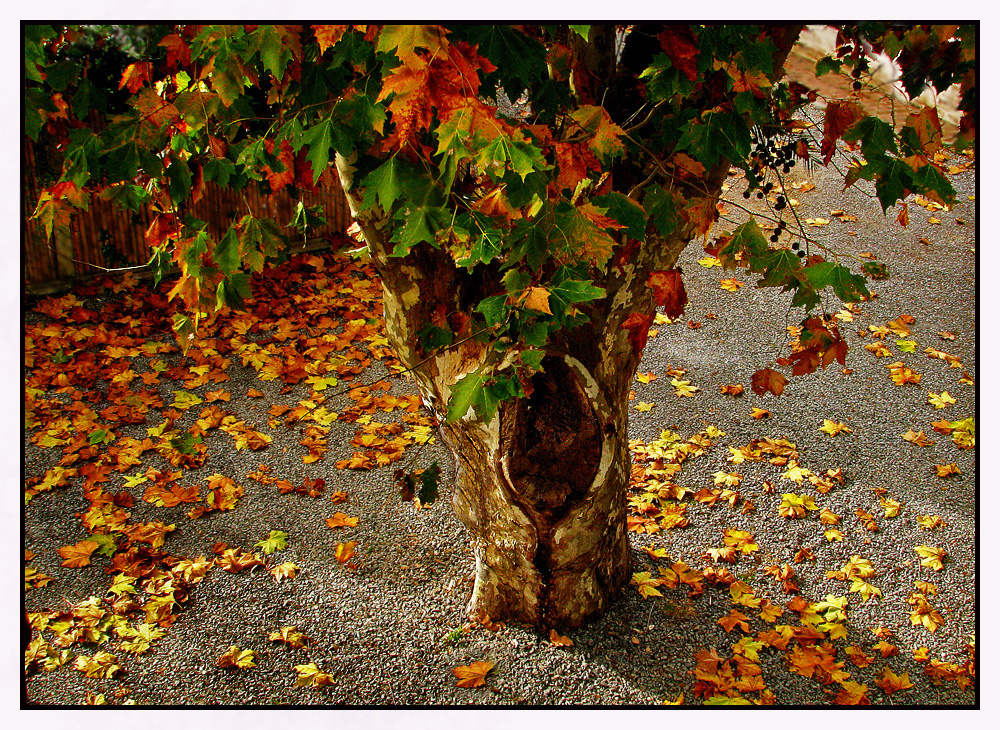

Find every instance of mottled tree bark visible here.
[336,151,728,628]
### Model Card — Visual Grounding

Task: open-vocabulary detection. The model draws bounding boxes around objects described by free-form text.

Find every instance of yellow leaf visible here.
[631,571,664,599]
[819,419,851,436]
[521,286,553,314]
[217,645,256,669]
[634,401,655,412]
[671,378,699,397]
[720,278,743,292]
[697,256,722,268]
[927,391,956,409]
[914,545,946,571]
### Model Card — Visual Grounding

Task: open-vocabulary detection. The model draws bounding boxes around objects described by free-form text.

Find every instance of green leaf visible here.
[252,25,294,81]
[758,248,801,288]
[417,324,454,352]
[449,25,547,95]
[300,117,337,185]
[869,157,914,212]
[98,183,150,212]
[256,530,289,554]
[214,227,241,275]
[843,116,897,160]
[644,185,683,238]
[569,25,591,41]
[216,275,251,310]
[802,262,870,303]
[476,295,510,327]
[166,159,193,205]
[417,462,440,505]
[390,204,450,256]
[719,219,769,269]
[361,156,411,212]
[446,366,496,423]
[815,56,843,76]
[290,202,328,236]
[591,192,647,240]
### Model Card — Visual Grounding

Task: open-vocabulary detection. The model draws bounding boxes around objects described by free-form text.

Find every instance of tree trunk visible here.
[335,152,727,629]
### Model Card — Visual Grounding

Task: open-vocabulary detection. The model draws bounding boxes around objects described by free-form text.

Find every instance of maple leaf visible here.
[934,463,960,478]
[58,540,100,568]
[698,256,722,268]
[834,681,871,705]
[671,378,699,397]
[928,391,956,409]
[270,562,299,582]
[886,361,922,385]
[719,278,743,292]
[270,626,308,649]
[217,645,257,669]
[325,513,359,529]
[453,660,495,688]
[334,541,358,565]
[819,419,851,436]
[750,368,787,396]
[902,429,934,447]
[294,662,334,688]
[722,529,757,554]
[876,667,915,696]
[849,578,882,602]
[255,530,289,554]
[750,408,770,419]
[631,571,664,599]
[74,651,122,680]
[646,269,687,319]
[713,472,742,487]
[720,384,744,396]
[879,496,902,518]
[718,609,751,634]
[914,545,947,571]
[634,401,655,412]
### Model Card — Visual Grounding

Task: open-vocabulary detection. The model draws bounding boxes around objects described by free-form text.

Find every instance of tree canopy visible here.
[25,23,976,418]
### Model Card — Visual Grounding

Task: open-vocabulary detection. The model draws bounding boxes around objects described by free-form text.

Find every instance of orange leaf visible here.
[453,660,494,688]
[548,629,574,647]
[325,513,359,529]
[334,541,357,564]
[58,540,100,568]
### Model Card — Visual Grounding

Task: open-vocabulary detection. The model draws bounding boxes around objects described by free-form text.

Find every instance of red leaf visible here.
[119,62,153,94]
[751,368,788,396]
[647,270,687,319]
[821,101,865,164]
[621,310,655,354]
[657,26,700,82]
[158,34,192,69]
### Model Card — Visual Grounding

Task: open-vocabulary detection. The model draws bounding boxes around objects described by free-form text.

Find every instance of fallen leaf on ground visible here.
[453,660,495,688]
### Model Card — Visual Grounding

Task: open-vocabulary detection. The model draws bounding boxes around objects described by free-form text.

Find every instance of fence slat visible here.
[23,138,355,289]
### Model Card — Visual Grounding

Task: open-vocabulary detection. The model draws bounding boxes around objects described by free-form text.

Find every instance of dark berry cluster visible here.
[851,62,864,92]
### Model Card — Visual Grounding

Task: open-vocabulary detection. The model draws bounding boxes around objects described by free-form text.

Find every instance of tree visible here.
[25,23,976,629]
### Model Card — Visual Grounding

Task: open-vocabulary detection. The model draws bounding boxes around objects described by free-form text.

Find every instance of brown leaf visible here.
[750,368,787,396]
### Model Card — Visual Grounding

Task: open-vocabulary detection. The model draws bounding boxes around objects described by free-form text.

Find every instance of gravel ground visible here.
[19,119,978,711]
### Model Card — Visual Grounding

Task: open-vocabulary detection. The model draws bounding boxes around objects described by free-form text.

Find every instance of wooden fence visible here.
[22,138,355,292]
